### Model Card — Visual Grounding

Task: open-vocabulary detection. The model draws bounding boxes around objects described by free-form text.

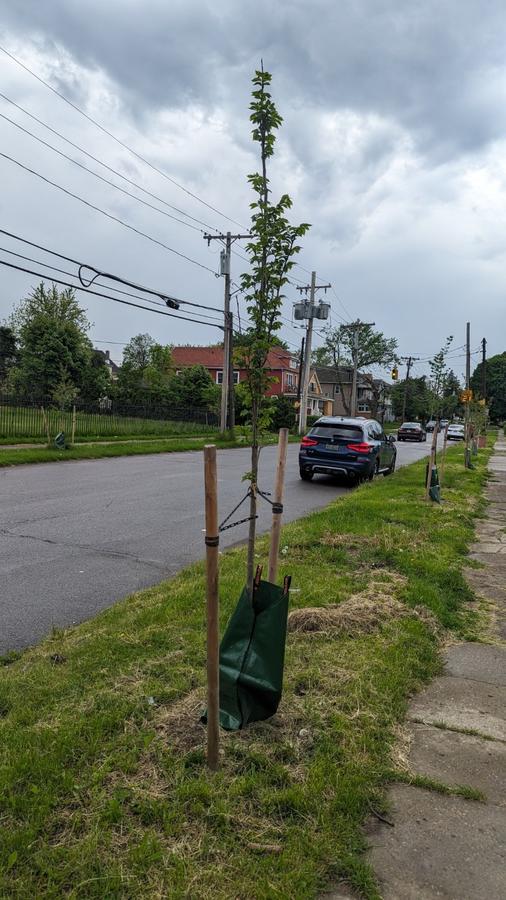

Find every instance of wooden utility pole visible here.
[268,428,289,584]
[481,337,487,402]
[400,356,420,422]
[204,231,250,433]
[341,321,375,418]
[203,445,220,770]
[465,322,471,468]
[296,335,305,407]
[296,273,331,433]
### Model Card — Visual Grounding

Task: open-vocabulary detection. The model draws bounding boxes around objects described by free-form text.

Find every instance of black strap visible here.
[205,535,219,547]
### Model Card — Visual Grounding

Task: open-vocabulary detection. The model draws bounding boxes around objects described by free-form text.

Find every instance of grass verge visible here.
[0,444,491,897]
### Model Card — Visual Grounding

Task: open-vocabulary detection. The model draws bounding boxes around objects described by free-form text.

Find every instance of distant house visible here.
[94,349,120,381]
[171,345,300,395]
[316,366,392,420]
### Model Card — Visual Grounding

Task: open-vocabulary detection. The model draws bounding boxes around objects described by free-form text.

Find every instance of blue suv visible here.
[299,416,397,483]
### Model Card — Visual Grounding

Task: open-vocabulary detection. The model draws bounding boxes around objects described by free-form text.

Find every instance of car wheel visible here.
[299,469,313,481]
[368,459,380,481]
[384,455,396,476]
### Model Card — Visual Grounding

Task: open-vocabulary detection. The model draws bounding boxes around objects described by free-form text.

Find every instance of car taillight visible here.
[301,437,318,447]
[346,442,371,453]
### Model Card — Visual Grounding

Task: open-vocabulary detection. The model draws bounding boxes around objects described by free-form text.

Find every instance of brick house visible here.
[171,346,300,395]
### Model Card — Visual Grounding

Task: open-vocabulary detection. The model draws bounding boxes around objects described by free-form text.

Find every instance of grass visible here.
[0,431,301,467]
[0,443,491,897]
[0,436,240,467]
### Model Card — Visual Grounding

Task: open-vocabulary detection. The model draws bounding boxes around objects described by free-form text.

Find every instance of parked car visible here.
[426,420,437,432]
[397,422,427,442]
[299,416,397,483]
[447,423,465,441]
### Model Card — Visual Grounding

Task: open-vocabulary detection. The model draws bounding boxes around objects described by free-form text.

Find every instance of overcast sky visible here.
[1,0,505,381]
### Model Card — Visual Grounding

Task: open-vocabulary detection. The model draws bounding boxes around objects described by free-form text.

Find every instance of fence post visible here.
[268,428,289,584]
[71,405,76,445]
[204,445,220,770]
[41,406,51,445]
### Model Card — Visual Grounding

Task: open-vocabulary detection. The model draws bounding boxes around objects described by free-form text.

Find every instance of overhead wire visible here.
[0,228,223,314]
[0,107,217,235]
[0,153,218,275]
[0,257,224,329]
[0,43,247,230]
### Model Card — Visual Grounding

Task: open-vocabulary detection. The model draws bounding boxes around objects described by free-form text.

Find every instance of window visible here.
[310,424,364,441]
[358,403,370,413]
[333,384,340,394]
[285,372,295,388]
[289,357,298,369]
[309,381,316,392]
[216,370,240,385]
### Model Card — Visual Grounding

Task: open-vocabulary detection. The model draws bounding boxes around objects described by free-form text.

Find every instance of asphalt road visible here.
[0,438,437,653]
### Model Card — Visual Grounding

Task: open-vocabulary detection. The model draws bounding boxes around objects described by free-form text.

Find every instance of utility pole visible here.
[481,337,487,401]
[400,356,420,422]
[340,321,375,417]
[295,272,331,433]
[296,335,305,406]
[465,322,471,467]
[204,231,250,432]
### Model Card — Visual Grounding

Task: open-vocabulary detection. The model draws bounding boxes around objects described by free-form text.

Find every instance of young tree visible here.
[240,67,310,595]
[323,323,398,416]
[8,283,107,400]
[0,325,17,386]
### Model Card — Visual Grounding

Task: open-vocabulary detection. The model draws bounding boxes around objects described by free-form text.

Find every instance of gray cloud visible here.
[0,0,506,367]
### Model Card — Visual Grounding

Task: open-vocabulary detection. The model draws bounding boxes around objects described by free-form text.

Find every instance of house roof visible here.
[172,345,297,370]
[315,365,353,384]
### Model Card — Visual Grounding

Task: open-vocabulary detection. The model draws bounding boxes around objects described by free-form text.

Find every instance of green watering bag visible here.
[217,576,290,731]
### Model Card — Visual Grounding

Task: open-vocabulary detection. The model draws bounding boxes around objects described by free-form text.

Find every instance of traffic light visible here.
[391,366,399,381]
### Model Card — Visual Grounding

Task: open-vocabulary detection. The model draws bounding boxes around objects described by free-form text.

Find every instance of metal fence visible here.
[0,395,218,441]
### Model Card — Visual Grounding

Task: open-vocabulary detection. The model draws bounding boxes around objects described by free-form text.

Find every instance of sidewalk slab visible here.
[367,785,506,900]
[444,643,506,686]
[408,723,506,806]
[409,675,506,740]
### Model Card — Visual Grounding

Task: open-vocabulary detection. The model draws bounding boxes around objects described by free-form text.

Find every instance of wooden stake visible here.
[439,423,449,487]
[203,445,220,770]
[268,428,289,584]
[41,406,50,445]
[71,405,77,445]
[425,424,438,500]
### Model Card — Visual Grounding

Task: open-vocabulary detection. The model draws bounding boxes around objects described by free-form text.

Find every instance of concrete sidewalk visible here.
[330,436,506,899]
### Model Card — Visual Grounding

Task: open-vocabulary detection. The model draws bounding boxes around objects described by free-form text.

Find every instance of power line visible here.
[0,43,246,230]
[0,90,221,233]
[0,229,224,317]
[0,152,217,275]
[0,257,224,329]
[0,106,217,235]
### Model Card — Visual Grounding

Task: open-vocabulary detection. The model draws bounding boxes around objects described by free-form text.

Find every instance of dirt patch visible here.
[288,572,438,637]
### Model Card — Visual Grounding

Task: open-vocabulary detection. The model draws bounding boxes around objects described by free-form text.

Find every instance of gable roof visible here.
[315,365,353,384]
[172,345,297,370]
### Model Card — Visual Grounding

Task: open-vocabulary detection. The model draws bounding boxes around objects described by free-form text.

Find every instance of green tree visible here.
[8,283,107,401]
[323,323,398,416]
[116,335,172,404]
[0,325,17,386]
[471,352,506,423]
[170,365,219,410]
[240,67,310,595]
[311,345,333,367]
[391,376,431,420]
